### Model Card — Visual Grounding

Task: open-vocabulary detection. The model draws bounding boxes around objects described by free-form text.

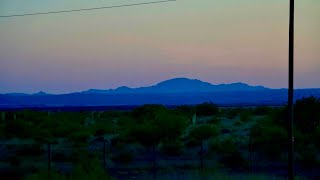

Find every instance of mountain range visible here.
[80,78,267,94]
[1,78,319,108]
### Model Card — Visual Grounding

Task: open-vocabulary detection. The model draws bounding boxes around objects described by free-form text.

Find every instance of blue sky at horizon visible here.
[0,0,319,93]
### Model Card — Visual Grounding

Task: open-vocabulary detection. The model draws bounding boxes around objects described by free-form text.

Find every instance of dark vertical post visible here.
[288,0,295,180]
[249,132,252,174]
[1,112,5,123]
[153,143,156,179]
[48,143,51,177]
[103,141,106,170]
[200,139,204,171]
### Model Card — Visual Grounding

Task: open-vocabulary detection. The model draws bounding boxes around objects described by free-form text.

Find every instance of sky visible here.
[0,0,319,94]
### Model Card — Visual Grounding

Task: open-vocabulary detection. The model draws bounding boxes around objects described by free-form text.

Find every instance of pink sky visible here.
[0,0,319,93]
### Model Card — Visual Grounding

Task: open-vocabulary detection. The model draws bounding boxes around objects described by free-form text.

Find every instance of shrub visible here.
[294,96,320,133]
[71,150,99,164]
[224,108,244,119]
[209,137,237,155]
[111,150,134,164]
[16,144,44,156]
[239,111,252,122]
[195,102,219,117]
[233,120,242,126]
[4,118,34,138]
[68,131,91,144]
[250,121,287,160]
[72,158,114,180]
[252,106,272,116]
[209,137,247,169]
[189,124,219,142]
[208,116,221,125]
[315,127,320,150]
[174,105,195,118]
[186,137,200,147]
[94,129,106,137]
[26,170,67,180]
[51,152,70,162]
[159,140,184,156]
[219,152,248,169]
[26,159,114,180]
[8,156,21,167]
[101,110,123,119]
[297,144,319,168]
[131,104,167,120]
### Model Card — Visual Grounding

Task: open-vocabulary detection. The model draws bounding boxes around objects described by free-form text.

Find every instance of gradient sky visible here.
[0,0,319,94]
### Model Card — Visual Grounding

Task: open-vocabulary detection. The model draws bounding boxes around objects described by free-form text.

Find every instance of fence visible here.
[1,136,319,180]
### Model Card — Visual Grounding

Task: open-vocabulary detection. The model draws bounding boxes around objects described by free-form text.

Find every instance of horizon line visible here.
[1,77,319,95]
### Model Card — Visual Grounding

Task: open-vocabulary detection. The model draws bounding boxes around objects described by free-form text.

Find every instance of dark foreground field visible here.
[0,96,319,179]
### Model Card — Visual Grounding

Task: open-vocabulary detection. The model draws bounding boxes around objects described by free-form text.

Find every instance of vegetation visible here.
[0,97,319,179]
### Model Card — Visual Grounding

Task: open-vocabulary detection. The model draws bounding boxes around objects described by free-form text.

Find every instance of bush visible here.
[315,127,320,150]
[208,116,221,125]
[1,167,26,180]
[51,152,70,162]
[294,96,320,133]
[131,104,167,120]
[209,137,237,155]
[252,106,272,116]
[209,137,247,169]
[224,108,243,119]
[26,158,114,180]
[297,144,319,168]
[68,131,91,144]
[219,152,248,169]
[233,120,242,126]
[0,125,4,138]
[71,159,114,180]
[101,110,123,119]
[94,129,106,137]
[8,156,21,167]
[186,137,200,147]
[195,102,219,117]
[250,120,287,160]
[239,111,252,122]
[71,150,99,164]
[26,170,67,180]
[174,105,195,119]
[189,124,219,142]
[159,140,184,156]
[111,150,134,164]
[16,144,44,156]
[4,118,34,138]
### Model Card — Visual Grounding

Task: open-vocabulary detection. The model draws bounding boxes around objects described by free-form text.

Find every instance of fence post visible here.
[153,143,157,179]
[48,143,51,177]
[199,139,204,171]
[1,112,5,123]
[103,140,106,170]
[249,133,252,174]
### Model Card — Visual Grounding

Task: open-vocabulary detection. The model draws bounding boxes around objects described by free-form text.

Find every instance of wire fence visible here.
[0,136,319,179]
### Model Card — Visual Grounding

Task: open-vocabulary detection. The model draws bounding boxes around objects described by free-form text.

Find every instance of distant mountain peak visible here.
[156,77,210,87]
[115,86,130,90]
[33,91,47,95]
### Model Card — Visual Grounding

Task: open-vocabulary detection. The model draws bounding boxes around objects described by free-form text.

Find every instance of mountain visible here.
[80,78,267,94]
[33,91,48,96]
[1,77,319,108]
